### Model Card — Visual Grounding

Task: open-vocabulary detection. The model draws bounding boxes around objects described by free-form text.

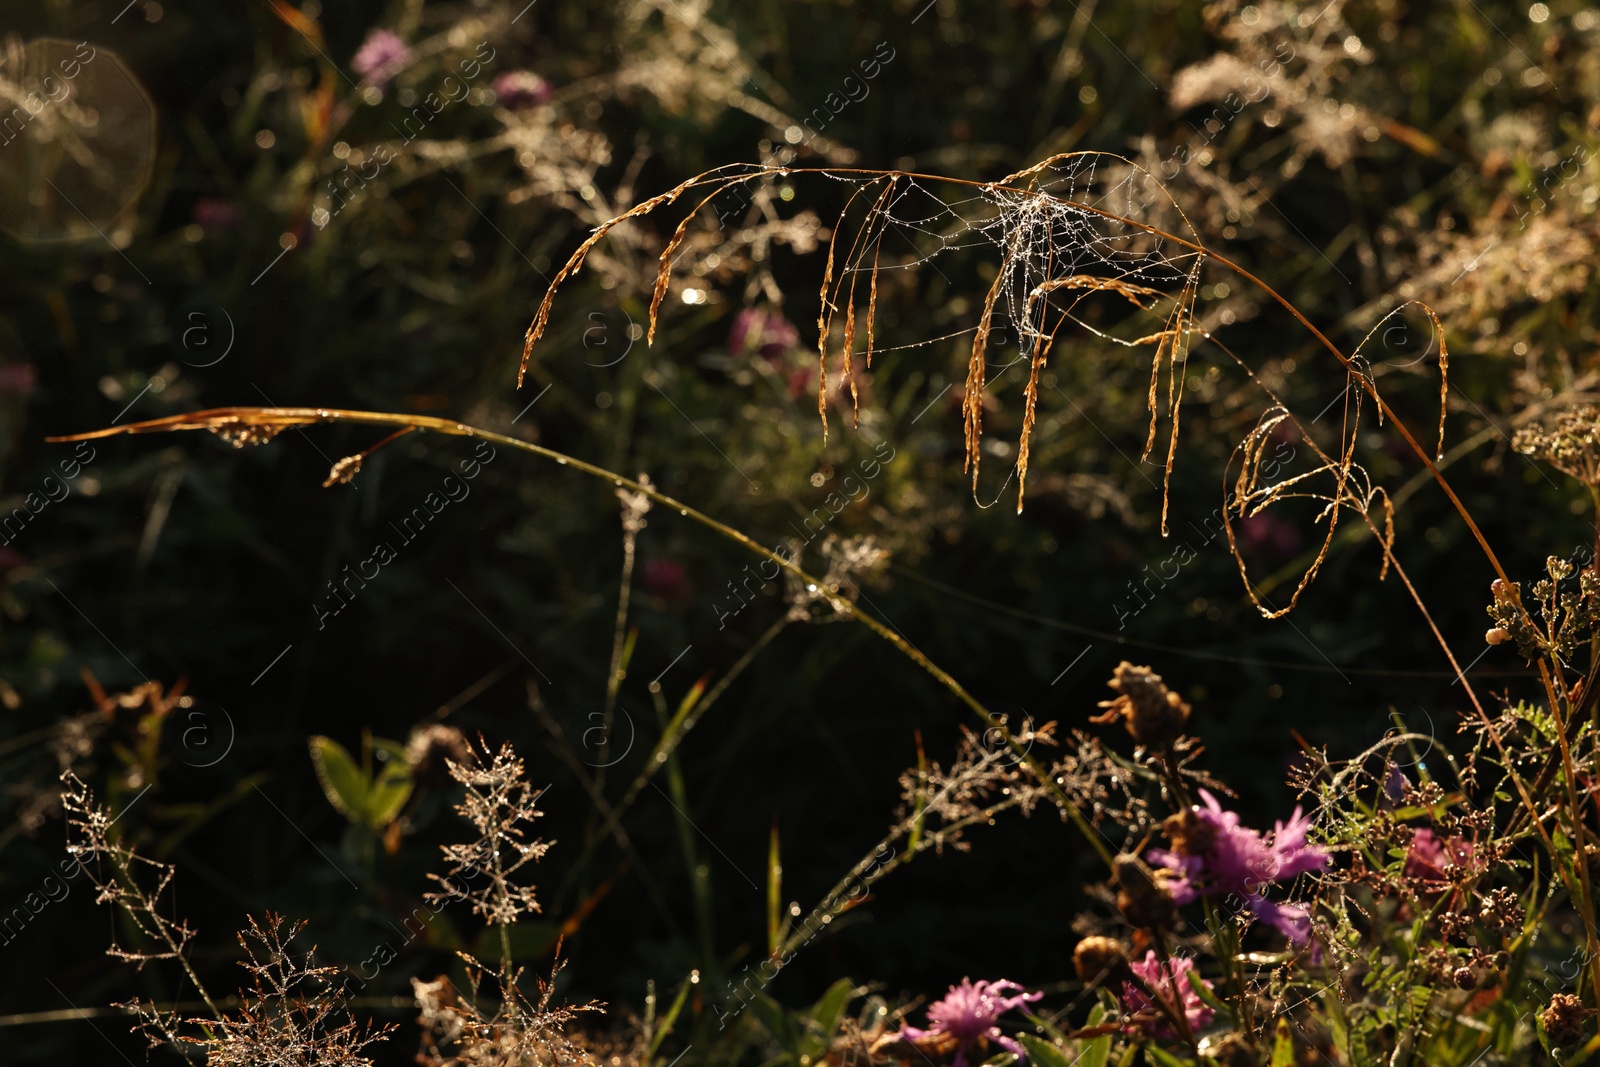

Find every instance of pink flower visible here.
[1238,512,1301,560]
[641,558,692,605]
[352,29,411,86]
[0,363,37,396]
[1404,828,1473,886]
[900,979,1041,1067]
[728,307,800,361]
[1120,951,1213,1038]
[493,71,553,108]
[1147,788,1328,944]
[191,197,241,230]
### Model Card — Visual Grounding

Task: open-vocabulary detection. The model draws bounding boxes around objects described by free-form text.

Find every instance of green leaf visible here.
[309,735,369,824]
[367,738,414,827]
[768,823,783,956]
[646,979,690,1059]
[1068,1003,1111,1067]
[907,731,927,858]
[1185,969,1230,1021]
[746,992,793,1049]
[799,978,859,1059]
[1016,1032,1073,1067]
[1142,1046,1188,1067]
[1077,1030,1111,1067]
[1270,1017,1295,1067]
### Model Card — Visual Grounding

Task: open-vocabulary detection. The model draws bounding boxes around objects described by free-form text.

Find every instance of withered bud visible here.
[1479,887,1524,933]
[1114,853,1176,931]
[1162,806,1217,857]
[1072,936,1131,985]
[1092,662,1191,748]
[1205,1033,1258,1067]
[1541,993,1592,1047]
[323,454,364,487]
[1452,965,1477,991]
[406,723,472,788]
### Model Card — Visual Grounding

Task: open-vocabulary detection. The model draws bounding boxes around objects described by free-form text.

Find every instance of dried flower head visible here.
[323,454,364,487]
[61,769,197,969]
[1114,853,1177,931]
[1484,560,1600,663]
[172,914,393,1066]
[1072,936,1132,986]
[1513,405,1600,486]
[406,723,473,788]
[1540,993,1593,1047]
[212,421,287,448]
[1092,662,1191,749]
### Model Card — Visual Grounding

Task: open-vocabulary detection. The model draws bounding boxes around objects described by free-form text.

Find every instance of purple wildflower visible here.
[641,558,692,606]
[493,71,553,109]
[191,197,242,230]
[1238,512,1301,560]
[352,29,411,86]
[1404,827,1474,886]
[1120,951,1214,1038]
[1147,788,1328,945]
[900,978,1041,1067]
[728,307,800,361]
[0,362,37,396]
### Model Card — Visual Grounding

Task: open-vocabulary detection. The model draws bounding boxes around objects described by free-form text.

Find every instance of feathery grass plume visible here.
[783,533,889,622]
[172,915,393,1066]
[413,956,603,1067]
[60,768,204,978]
[416,736,604,1066]
[64,772,390,1061]
[425,737,552,932]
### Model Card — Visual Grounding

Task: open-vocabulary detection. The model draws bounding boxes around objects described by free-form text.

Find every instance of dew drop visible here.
[678,508,688,516]
[556,457,568,465]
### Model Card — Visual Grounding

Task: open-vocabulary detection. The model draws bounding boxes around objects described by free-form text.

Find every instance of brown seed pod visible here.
[1091,662,1191,749]
[1114,853,1177,931]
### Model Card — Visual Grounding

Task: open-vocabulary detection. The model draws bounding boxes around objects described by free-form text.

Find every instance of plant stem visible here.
[55,408,1114,869]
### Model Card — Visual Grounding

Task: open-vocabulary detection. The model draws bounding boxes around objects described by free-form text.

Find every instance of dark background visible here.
[0,0,1592,1061]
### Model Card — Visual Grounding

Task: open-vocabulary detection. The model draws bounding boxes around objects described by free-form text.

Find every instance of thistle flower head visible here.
[1147,789,1327,944]
[493,70,553,108]
[352,29,411,86]
[1120,951,1213,1038]
[900,978,1041,1067]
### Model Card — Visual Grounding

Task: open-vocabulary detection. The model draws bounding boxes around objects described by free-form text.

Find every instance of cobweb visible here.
[520,153,1466,639]
[523,152,1208,516]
